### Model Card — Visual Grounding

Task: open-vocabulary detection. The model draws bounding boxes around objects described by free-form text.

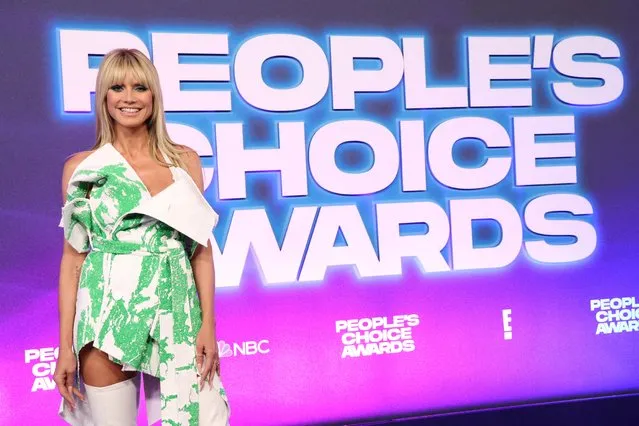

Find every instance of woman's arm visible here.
[180,148,220,386]
[191,243,216,327]
[58,153,91,352]
[58,243,86,353]
[55,153,90,408]
[182,149,217,328]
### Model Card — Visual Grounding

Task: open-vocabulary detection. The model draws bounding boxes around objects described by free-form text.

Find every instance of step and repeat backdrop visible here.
[1,1,638,425]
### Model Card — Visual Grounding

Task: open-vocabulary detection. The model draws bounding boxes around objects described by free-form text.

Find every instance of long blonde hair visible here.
[93,48,185,168]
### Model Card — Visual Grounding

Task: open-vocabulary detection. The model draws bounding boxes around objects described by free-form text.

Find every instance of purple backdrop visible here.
[1,1,638,425]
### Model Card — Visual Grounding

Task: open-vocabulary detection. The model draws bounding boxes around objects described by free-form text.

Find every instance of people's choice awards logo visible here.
[217,339,270,357]
[56,29,622,289]
[591,297,639,335]
[25,346,59,392]
[336,314,420,358]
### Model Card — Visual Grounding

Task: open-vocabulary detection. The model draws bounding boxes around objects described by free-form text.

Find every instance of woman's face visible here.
[106,73,153,132]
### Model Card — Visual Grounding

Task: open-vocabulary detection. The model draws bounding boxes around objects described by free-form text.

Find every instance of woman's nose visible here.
[124,89,136,102]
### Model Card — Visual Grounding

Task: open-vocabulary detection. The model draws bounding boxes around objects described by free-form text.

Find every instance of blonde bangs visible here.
[102,55,151,90]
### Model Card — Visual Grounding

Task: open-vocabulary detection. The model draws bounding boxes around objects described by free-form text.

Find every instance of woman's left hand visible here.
[195,322,219,390]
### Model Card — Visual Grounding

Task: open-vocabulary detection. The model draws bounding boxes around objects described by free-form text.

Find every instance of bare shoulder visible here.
[63,150,94,175]
[174,144,201,167]
[174,145,204,190]
[61,150,94,200]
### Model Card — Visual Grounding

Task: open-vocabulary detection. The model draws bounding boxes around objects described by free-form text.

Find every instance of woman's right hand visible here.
[53,348,84,410]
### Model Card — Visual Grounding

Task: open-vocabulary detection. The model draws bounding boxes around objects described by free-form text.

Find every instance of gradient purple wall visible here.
[1,1,639,425]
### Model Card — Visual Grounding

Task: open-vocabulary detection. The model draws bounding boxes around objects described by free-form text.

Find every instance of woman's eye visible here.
[134,85,148,92]
[110,85,123,92]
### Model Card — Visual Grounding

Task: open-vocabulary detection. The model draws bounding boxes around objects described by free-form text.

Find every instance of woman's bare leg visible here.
[79,342,136,386]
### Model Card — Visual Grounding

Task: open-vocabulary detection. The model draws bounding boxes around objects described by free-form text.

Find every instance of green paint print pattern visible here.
[61,151,218,426]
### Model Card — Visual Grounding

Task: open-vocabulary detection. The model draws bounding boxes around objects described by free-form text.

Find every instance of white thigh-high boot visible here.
[84,375,140,426]
[199,373,230,426]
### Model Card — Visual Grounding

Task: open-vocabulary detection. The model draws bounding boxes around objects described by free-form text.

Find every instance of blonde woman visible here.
[53,48,230,425]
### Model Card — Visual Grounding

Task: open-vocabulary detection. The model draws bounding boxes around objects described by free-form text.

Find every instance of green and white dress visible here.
[57,143,229,426]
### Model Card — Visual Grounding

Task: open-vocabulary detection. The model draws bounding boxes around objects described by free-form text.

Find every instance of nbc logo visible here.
[217,339,270,357]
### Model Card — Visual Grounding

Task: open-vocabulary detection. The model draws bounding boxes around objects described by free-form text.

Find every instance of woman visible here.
[53,48,230,425]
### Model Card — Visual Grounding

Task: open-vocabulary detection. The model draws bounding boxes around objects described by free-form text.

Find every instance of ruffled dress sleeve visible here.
[58,169,106,253]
